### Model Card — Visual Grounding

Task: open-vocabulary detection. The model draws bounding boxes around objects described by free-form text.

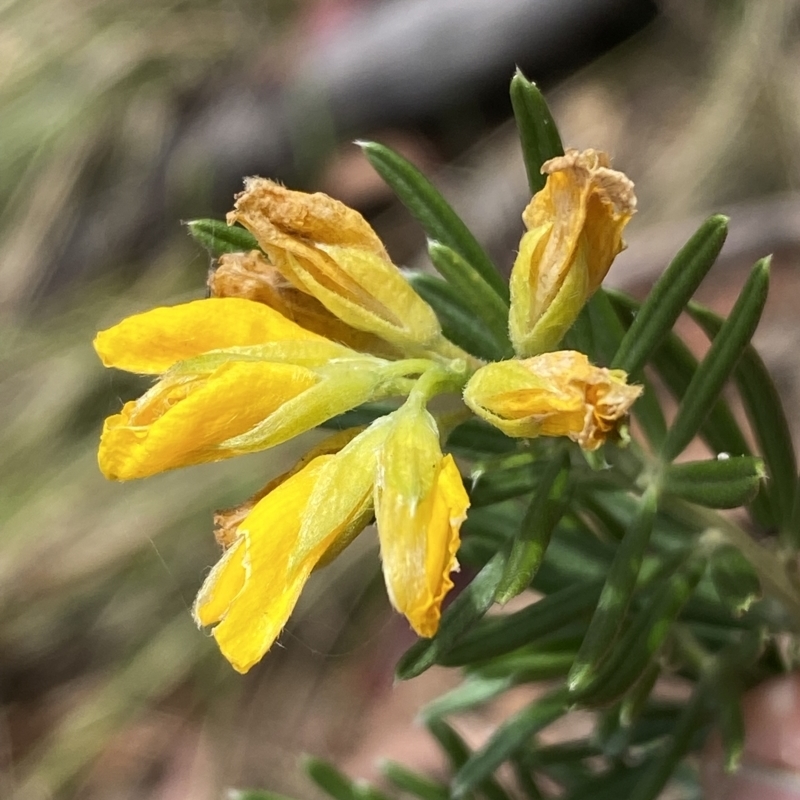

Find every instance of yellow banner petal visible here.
[94,297,327,374]
[98,360,318,479]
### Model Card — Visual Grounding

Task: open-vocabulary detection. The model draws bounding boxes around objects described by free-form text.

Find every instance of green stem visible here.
[426,332,485,371]
[408,362,469,407]
[668,498,800,628]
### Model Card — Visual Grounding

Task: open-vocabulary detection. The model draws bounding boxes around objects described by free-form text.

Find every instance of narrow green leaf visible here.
[708,544,762,615]
[663,456,766,508]
[381,762,450,800]
[428,240,512,355]
[608,290,751,456]
[446,418,518,456]
[612,215,729,375]
[438,580,602,667]
[511,756,546,800]
[528,740,599,767]
[359,141,508,299]
[576,555,706,707]
[427,719,512,800]
[509,70,564,194]
[594,703,630,759]
[599,289,667,448]
[627,684,709,800]
[469,452,541,507]
[712,678,745,773]
[420,675,515,721]
[451,688,569,798]
[185,218,260,256]
[689,300,798,532]
[395,552,507,680]
[661,258,770,462]
[610,290,774,527]
[568,486,658,692]
[495,451,571,602]
[568,762,652,800]
[619,660,661,728]
[532,522,615,588]
[471,647,576,682]
[426,717,472,769]
[408,272,503,360]
[561,303,594,354]
[584,289,627,366]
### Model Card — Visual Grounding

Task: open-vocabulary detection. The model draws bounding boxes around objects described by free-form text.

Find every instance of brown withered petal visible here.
[227,179,443,352]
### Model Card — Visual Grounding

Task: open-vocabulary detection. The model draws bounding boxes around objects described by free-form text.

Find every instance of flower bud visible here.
[228,179,443,352]
[375,405,468,637]
[463,350,642,451]
[509,149,636,357]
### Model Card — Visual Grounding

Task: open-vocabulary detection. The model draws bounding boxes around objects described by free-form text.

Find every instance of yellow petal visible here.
[376,409,468,637]
[212,426,368,549]
[509,149,636,357]
[98,361,318,479]
[94,297,326,374]
[463,351,642,450]
[200,452,374,673]
[194,536,247,626]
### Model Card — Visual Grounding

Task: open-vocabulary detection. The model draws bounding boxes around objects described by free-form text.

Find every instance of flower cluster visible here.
[95,150,641,672]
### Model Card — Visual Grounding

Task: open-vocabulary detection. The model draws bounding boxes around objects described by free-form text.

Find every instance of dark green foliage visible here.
[243,79,799,800]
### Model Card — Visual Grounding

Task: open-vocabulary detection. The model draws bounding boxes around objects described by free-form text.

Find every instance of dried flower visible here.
[228,179,445,353]
[509,149,636,357]
[463,350,642,450]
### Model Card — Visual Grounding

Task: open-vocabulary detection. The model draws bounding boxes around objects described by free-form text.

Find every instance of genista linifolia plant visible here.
[95,70,800,799]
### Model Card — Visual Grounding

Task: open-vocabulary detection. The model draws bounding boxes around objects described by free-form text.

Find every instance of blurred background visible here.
[2,0,800,797]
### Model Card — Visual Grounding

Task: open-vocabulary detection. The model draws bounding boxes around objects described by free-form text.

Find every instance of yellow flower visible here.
[94,298,393,480]
[463,350,642,450]
[94,296,329,374]
[210,249,398,357]
[509,149,636,357]
[227,179,445,353]
[192,443,376,673]
[375,404,469,637]
[193,406,469,671]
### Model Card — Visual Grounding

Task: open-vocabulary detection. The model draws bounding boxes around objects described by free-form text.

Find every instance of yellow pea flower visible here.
[193,452,374,673]
[94,297,395,480]
[227,179,445,353]
[210,249,398,357]
[375,404,469,637]
[193,420,390,673]
[463,350,642,450]
[194,402,470,672]
[509,149,636,357]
